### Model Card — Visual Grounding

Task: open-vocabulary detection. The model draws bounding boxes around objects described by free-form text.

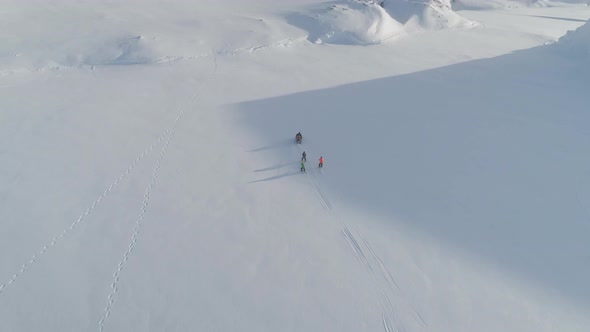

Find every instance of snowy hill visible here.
[234,15,590,331]
[1,1,590,331]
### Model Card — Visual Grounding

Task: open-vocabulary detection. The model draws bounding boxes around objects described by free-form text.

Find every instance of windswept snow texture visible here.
[287,0,474,45]
[1,0,590,331]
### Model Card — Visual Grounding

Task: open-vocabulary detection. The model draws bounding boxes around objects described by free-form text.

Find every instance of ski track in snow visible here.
[295,143,426,332]
[97,52,217,332]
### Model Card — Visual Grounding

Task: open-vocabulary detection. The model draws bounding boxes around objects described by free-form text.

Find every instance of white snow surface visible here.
[1,0,590,331]
[554,18,590,58]
[454,0,590,9]
[288,0,475,45]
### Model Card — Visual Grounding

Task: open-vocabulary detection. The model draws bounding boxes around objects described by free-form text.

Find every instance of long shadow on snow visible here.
[254,161,299,173]
[249,171,301,183]
[248,138,294,152]
[233,41,590,307]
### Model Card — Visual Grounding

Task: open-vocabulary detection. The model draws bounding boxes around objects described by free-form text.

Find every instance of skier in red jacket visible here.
[318,156,324,168]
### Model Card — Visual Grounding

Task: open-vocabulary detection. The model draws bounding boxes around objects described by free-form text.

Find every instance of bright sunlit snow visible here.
[1,0,590,331]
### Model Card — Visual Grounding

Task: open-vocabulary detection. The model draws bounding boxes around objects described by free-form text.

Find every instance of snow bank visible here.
[287,0,474,45]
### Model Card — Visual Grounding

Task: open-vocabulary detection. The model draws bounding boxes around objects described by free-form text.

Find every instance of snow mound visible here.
[287,0,474,45]
[287,1,403,45]
[382,0,474,31]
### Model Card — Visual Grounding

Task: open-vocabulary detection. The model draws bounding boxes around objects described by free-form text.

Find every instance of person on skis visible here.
[318,156,323,168]
[300,160,306,173]
[301,151,306,162]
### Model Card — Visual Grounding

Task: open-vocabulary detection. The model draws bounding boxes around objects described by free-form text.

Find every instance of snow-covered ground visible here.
[1,0,590,331]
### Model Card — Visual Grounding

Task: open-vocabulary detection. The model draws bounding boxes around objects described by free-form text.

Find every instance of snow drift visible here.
[381,0,474,31]
[287,0,474,45]
[286,1,403,45]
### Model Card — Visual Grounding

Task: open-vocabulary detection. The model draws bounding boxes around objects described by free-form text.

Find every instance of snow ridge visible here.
[554,20,590,59]
[287,0,475,45]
